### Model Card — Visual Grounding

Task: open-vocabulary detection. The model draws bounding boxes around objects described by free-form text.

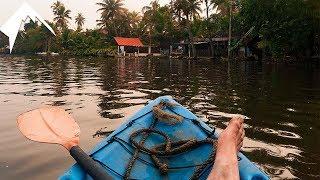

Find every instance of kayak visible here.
[60,96,269,180]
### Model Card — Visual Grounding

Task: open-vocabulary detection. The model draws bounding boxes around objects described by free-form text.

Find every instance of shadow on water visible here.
[0,55,319,179]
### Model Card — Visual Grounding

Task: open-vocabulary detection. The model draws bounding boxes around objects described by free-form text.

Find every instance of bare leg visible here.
[207,117,245,180]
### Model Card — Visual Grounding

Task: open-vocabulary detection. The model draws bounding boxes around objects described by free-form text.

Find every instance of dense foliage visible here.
[239,0,318,57]
[0,0,318,59]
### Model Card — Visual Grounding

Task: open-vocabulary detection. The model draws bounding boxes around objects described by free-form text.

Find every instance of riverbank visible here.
[2,48,320,62]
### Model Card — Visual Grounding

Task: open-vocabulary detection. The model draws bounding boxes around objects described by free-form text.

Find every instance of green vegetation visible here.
[0,0,319,59]
[75,13,85,31]
[239,0,319,58]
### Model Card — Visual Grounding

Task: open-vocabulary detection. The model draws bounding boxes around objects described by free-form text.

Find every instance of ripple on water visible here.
[116,89,149,98]
[0,57,319,179]
[255,127,302,139]
[207,111,250,120]
[120,98,149,105]
[128,80,149,84]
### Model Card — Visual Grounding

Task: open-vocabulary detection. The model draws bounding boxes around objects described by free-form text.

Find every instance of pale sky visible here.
[0,0,172,29]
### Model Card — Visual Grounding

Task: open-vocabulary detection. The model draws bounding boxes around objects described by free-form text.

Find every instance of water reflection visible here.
[0,56,319,179]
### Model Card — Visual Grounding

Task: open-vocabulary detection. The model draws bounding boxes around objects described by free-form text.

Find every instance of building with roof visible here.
[114,37,144,57]
[177,37,232,58]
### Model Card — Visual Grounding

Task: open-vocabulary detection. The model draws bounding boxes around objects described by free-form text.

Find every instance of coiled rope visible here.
[124,101,217,180]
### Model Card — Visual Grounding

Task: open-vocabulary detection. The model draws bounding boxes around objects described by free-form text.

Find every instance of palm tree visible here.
[173,0,184,22]
[142,1,160,37]
[174,0,202,57]
[203,0,222,19]
[203,0,212,19]
[127,11,141,34]
[142,0,160,14]
[188,0,202,20]
[75,13,85,31]
[96,0,125,29]
[51,1,63,15]
[51,2,72,30]
[212,0,238,17]
[128,11,141,25]
[188,0,202,57]
[202,0,218,57]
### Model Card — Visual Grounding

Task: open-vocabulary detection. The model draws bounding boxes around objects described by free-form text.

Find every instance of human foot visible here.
[217,116,245,152]
[207,117,245,180]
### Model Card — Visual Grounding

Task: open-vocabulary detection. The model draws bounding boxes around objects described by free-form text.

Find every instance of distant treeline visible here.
[0,0,319,59]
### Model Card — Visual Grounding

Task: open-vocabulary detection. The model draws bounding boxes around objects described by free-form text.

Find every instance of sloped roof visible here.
[114,37,144,47]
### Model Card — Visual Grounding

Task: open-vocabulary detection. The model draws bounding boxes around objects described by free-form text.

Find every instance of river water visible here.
[0,56,319,180]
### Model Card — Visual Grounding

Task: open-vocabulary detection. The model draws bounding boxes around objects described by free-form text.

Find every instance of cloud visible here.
[0,2,55,53]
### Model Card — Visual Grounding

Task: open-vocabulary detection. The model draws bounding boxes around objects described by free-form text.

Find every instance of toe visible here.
[237,128,244,141]
[231,116,244,128]
[237,130,245,150]
[237,141,243,151]
[241,130,245,140]
[229,119,240,129]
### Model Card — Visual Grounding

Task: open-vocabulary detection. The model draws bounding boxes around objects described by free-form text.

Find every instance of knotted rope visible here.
[124,101,217,180]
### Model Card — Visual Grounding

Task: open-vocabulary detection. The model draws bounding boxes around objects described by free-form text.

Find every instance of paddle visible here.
[17,106,112,180]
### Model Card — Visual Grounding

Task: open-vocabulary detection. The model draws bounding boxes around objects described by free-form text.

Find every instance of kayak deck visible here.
[60,96,269,180]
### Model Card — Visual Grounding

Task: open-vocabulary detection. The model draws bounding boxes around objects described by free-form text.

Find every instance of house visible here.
[177,37,234,58]
[114,37,144,57]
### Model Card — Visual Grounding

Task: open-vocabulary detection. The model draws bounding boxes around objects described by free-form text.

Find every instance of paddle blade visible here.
[17,107,80,150]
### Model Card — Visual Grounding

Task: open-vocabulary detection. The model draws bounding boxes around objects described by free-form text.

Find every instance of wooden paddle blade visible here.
[17,107,80,150]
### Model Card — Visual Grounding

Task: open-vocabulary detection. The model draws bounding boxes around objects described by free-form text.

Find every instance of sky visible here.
[0,0,172,29]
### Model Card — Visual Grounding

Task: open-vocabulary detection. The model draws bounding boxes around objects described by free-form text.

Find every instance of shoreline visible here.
[0,53,319,62]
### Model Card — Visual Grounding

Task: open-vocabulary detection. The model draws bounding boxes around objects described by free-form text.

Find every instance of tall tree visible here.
[51,2,72,30]
[96,0,125,35]
[188,0,202,20]
[239,0,315,57]
[174,0,202,57]
[51,1,63,15]
[142,0,161,46]
[213,0,239,17]
[127,11,141,36]
[75,13,85,31]
[202,0,218,57]
[203,0,213,19]
[173,0,184,22]
[142,0,160,14]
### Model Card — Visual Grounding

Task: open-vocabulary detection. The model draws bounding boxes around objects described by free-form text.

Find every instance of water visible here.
[0,56,319,180]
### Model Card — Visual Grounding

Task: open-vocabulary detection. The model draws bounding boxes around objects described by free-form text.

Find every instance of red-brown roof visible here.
[114,37,144,47]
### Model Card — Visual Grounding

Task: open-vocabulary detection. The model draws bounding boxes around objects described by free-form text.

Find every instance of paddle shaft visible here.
[70,146,112,180]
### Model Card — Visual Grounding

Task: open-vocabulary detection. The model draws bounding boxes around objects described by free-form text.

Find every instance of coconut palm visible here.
[202,0,219,57]
[174,0,202,57]
[203,0,212,19]
[75,13,85,31]
[174,0,202,20]
[187,0,202,57]
[173,0,184,21]
[127,11,141,29]
[51,1,63,15]
[142,0,160,14]
[129,11,141,23]
[124,11,141,36]
[51,2,72,30]
[202,0,222,19]
[188,0,202,20]
[96,0,125,29]
[142,1,160,35]
[212,0,239,17]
